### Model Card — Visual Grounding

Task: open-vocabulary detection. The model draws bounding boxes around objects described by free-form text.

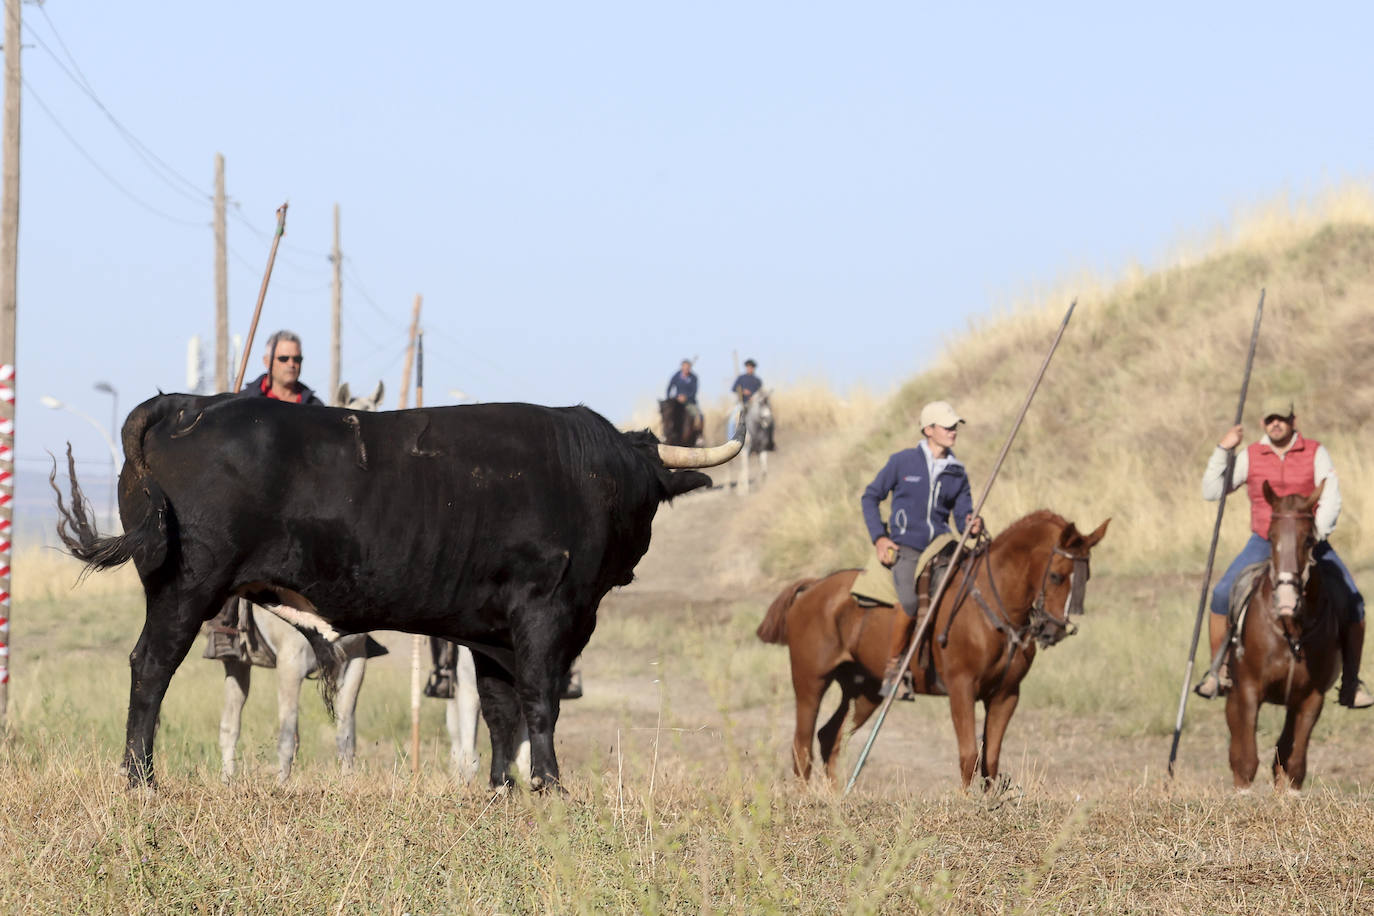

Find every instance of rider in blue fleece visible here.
[862,399,981,696]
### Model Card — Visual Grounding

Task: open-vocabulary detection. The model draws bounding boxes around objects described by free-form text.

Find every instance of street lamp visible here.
[40,394,122,527]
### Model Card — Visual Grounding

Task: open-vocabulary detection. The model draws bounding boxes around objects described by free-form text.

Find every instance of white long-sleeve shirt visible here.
[1201,435,1340,539]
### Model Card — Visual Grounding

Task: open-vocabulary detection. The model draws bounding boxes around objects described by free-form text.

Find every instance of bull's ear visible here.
[371,380,385,407]
[660,469,712,500]
[335,383,351,408]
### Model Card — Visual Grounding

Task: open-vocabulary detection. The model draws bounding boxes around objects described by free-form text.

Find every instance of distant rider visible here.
[665,358,702,441]
[861,400,982,697]
[732,359,763,404]
[1196,396,1371,707]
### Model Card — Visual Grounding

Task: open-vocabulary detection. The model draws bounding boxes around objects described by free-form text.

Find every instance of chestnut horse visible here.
[659,398,699,447]
[1226,481,1346,792]
[757,510,1109,789]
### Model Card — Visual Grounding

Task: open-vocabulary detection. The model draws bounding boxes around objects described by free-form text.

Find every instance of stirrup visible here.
[1194,666,1231,700]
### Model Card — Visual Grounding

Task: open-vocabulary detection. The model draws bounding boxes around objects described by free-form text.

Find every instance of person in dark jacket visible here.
[205,330,322,660]
[862,399,982,697]
[665,358,702,440]
[240,329,323,405]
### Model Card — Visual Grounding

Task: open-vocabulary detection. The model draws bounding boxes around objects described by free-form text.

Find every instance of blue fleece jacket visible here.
[861,442,974,551]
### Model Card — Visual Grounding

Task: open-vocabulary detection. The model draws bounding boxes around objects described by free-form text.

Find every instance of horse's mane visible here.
[990,509,1068,548]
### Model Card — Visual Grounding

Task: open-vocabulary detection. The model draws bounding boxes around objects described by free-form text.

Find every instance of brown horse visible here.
[1226,481,1346,792]
[757,510,1110,789]
[659,398,700,447]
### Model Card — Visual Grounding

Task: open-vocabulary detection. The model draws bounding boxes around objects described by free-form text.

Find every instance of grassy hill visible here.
[742,186,1374,734]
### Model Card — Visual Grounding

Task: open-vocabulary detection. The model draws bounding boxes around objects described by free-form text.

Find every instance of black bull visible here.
[54,394,742,790]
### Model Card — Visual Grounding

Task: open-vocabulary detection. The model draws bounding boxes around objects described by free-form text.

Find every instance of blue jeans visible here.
[1211,533,1364,622]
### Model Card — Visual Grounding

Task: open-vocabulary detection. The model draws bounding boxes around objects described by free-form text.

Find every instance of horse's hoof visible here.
[1234,787,1253,796]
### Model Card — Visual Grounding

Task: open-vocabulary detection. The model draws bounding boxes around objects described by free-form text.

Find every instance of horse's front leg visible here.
[1225,684,1261,790]
[979,686,1021,789]
[790,666,826,782]
[218,658,251,781]
[946,675,980,789]
[1274,688,1325,792]
[333,655,367,774]
[274,637,311,783]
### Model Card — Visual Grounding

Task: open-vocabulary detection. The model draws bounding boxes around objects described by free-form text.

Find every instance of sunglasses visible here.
[275,355,304,364]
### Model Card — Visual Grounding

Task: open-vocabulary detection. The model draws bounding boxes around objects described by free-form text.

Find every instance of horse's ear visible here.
[371,379,385,408]
[1262,480,1279,506]
[1301,479,1325,513]
[334,382,351,408]
[1081,518,1110,549]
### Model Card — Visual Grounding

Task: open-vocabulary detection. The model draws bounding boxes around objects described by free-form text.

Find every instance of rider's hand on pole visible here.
[1218,424,1244,450]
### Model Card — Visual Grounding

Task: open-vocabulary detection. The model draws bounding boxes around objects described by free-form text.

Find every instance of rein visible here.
[935,532,1091,691]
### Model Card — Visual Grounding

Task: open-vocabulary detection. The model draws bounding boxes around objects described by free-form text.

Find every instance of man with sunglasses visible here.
[204,330,322,661]
[1196,397,1371,708]
[240,330,322,405]
[862,400,983,698]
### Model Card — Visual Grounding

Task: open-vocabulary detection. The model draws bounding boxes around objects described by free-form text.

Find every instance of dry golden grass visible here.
[9,187,1374,912]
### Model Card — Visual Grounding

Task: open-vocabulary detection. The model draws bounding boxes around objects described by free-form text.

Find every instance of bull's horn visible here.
[657,418,746,468]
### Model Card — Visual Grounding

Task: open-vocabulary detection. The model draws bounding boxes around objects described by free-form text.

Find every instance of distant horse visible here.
[1226,481,1346,792]
[659,398,700,447]
[426,637,531,783]
[757,511,1109,789]
[733,390,774,495]
[217,380,386,782]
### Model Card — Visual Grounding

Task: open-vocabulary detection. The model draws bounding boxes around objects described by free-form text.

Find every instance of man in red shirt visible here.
[240,330,322,405]
[1196,397,1370,707]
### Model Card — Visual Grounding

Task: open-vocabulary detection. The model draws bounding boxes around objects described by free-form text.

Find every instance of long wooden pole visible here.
[329,204,341,404]
[1167,289,1265,778]
[844,300,1078,795]
[213,155,228,393]
[0,0,22,728]
[232,204,288,393]
[395,297,422,774]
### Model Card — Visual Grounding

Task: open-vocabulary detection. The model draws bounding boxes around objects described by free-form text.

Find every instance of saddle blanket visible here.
[850,534,957,607]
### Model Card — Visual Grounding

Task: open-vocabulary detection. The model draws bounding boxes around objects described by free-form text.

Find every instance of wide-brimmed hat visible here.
[919,400,964,429]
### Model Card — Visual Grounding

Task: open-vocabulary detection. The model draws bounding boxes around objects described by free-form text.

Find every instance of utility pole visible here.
[0,0,23,727]
[214,154,228,392]
[329,204,341,403]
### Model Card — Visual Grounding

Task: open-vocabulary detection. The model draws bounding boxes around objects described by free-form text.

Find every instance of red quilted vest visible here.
[1246,434,1320,538]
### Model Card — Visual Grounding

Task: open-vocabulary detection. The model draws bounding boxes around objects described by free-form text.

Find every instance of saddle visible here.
[851,535,958,693]
[202,598,388,669]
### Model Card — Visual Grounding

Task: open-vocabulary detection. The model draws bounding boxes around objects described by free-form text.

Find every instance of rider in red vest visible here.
[1196,396,1371,707]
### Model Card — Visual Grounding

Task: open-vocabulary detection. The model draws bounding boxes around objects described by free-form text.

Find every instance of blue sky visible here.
[14,2,1374,495]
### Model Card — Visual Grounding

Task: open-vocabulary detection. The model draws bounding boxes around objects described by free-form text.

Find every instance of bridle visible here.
[1268,510,1317,621]
[1027,545,1093,647]
[938,534,1093,679]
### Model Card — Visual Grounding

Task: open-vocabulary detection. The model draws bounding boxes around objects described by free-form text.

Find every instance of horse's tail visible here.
[52,397,177,579]
[757,577,817,645]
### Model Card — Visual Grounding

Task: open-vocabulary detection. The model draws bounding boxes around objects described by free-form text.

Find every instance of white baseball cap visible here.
[920,400,964,429]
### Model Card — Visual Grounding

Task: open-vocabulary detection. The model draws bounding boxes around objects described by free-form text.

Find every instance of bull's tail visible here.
[51,444,170,578]
[301,629,348,720]
[756,577,817,645]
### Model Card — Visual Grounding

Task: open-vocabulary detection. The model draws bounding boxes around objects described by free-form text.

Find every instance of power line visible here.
[23,16,210,208]
[24,78,208,228]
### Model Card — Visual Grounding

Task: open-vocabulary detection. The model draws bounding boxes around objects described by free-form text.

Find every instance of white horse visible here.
[217,381,388,783]
[734,389,774,495]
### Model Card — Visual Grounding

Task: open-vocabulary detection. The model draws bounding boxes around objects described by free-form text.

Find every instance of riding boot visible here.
[878,610,916,698]
[1338,619,1374,709]
[1195,613,1232,700]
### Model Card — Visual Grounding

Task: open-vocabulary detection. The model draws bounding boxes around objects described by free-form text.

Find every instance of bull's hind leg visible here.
[510,610,581,792]
[218,658,251,781]
[1274,689,1325,792]
[125,584,224,788]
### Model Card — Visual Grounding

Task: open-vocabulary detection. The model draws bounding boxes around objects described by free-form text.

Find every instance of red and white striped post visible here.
[0,365,13,720]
